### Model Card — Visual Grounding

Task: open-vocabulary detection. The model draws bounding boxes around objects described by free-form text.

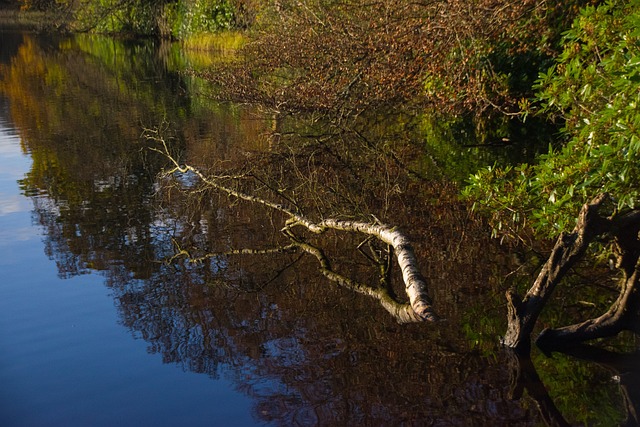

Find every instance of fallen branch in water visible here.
[150,135,438,323]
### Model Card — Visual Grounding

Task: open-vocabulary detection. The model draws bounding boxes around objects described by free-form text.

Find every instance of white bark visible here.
[154,141,438,322]
[299,219,437,321]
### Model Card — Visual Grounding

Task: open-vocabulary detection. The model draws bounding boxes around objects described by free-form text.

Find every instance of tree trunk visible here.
[536,210,640,349]
[501,195,610,350]
[502,195,640,352]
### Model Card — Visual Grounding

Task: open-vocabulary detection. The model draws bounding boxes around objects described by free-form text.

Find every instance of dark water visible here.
[0,31,634,426]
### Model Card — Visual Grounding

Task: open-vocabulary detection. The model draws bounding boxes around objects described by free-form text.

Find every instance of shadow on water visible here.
[0,30,633,425]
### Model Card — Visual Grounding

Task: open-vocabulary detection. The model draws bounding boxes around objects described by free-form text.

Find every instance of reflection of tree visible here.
[113,250,533,425]
[506,349,570,427]
[141,120,554,423]
[0,36,168,278]
[0,33,627,425]
[0,33,268,280]
[507,344,639,426]
[555,345,640,427]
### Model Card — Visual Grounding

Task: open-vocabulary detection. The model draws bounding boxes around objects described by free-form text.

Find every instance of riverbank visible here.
[0,7,49,31]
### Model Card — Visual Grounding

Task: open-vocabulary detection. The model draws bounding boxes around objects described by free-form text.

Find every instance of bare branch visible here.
[150,136,438,323]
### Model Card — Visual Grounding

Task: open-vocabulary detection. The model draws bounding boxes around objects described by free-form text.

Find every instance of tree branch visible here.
[501,194,611,351]
[152,137,438,322]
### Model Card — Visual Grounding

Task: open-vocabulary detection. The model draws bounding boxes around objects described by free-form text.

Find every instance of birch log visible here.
[292,218,438,322]
[155,143,438,323]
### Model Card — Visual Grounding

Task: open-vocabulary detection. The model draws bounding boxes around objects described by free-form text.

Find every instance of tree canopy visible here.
[200,0,593,116]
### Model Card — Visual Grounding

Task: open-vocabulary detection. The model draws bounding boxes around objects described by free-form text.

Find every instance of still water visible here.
[0,30,632,426]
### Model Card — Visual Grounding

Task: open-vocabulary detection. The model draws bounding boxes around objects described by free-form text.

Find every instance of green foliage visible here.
[465,0,640,240]
[60,0,237,37]
[164,0,235,38]
[87,0,158,35]
[422,0,593,116]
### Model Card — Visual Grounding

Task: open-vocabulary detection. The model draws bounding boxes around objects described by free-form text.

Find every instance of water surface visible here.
[0,30,632,426]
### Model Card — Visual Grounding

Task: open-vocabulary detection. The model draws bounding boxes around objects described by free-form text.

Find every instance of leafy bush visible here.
[166,0,235,39]
[38,0,238,37]
[465,0,640,240]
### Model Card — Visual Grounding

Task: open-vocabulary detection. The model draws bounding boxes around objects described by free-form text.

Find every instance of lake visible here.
[0,29,632,426]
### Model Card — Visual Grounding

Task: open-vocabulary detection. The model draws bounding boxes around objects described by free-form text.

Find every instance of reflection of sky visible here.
[0,120,30,190]
[0,194,29,215]
[0,121,257,427]
[0,119,36,247]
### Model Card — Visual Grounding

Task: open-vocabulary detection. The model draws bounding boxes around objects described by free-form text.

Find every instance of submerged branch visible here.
[165,240,299,265]
[287,233,424,323]
[152,137,438,323]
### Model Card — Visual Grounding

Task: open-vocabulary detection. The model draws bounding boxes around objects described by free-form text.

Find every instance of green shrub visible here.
[465,0,640,240]
[63,0,236,37]
[167,0,236,39]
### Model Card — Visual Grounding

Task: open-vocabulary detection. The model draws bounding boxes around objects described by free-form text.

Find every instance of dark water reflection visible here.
[0,31,630,426]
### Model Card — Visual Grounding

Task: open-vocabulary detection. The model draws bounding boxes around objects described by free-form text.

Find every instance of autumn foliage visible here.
[201,0,595,116]
[9,0,596,116]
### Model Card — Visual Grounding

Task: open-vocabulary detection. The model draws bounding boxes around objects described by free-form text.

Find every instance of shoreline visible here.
[0,8,51,32]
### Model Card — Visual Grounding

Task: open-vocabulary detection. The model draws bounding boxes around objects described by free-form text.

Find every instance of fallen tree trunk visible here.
[153,138,438,323]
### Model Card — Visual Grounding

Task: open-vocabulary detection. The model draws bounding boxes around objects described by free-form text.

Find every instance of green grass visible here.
[181,31,245,52]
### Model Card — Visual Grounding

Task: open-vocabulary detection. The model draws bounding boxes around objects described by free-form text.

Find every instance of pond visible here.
[0,30,634,426]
